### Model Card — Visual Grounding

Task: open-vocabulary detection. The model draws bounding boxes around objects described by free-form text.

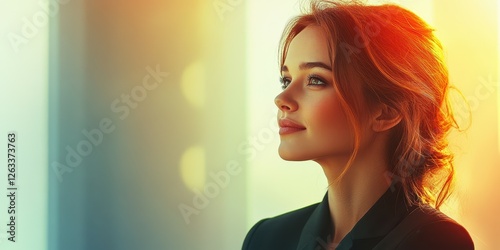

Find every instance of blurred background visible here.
[0,0,498,249]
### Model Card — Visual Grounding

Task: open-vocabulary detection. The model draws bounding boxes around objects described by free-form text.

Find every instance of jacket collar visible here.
[297,184,412,250]
[296,192,332,250]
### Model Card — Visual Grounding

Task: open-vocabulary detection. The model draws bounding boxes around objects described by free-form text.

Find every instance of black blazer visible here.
[242,185,474,250]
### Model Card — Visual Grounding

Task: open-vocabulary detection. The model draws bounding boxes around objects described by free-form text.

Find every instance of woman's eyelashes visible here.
[279,74,327,90]
[279,76,291,90]
[307,74,326,87]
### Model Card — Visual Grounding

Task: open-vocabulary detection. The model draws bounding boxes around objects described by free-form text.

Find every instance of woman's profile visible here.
[242,1,474,249]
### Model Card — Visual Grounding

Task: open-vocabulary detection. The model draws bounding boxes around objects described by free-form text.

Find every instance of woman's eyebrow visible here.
[281,62,333,72]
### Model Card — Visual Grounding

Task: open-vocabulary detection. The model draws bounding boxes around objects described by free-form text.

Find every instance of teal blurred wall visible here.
[48,1,248,249]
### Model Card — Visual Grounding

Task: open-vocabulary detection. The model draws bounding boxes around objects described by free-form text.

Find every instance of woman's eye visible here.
[280,77,291,90]
[308,76,326,86]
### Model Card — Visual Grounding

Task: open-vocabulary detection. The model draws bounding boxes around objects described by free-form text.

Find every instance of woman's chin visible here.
[278,147,309,161]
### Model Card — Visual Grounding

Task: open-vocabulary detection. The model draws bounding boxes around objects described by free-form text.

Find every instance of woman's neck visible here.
[316,145,392,244]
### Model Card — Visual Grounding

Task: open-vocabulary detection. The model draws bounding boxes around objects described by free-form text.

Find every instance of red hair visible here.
[279,1,459,209]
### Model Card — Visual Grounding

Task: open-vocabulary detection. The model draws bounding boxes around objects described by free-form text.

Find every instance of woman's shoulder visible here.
[393,205,474,250]
[257,202,319,229]
[242,203,319,250]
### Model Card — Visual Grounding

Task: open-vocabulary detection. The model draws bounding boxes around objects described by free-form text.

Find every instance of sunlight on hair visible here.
[366,0,434,24]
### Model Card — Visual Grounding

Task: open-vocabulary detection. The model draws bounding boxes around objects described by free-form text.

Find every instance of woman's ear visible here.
[371,104,402,132]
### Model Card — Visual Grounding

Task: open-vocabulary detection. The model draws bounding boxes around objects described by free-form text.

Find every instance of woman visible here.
[242,1,474,249]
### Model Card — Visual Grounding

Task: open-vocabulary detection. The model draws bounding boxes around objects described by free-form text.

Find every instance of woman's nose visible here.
[274,90,298,112]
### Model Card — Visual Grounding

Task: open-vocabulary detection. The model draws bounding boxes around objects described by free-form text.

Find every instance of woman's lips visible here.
[278,119,306,135]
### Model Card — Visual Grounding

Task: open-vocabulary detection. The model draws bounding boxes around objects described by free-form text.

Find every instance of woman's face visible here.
[275,25,358,163]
